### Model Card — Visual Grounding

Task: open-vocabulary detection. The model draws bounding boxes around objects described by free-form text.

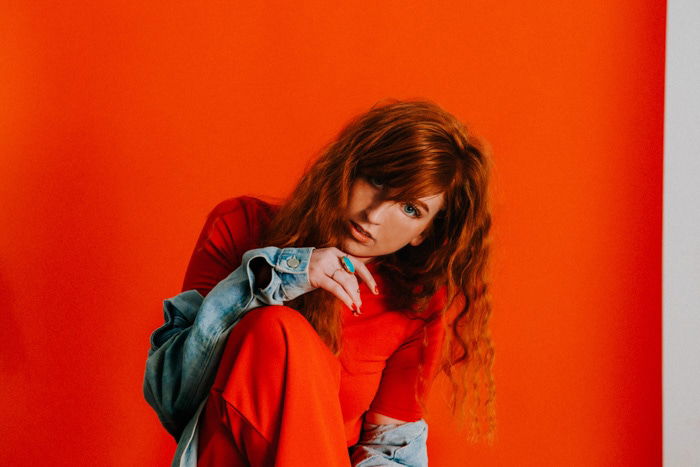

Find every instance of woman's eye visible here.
[369,177,385,188]
[402,203,421,218]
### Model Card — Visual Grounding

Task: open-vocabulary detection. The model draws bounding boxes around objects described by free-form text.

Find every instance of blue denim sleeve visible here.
[143,246,315,439]
[350,420,429,467]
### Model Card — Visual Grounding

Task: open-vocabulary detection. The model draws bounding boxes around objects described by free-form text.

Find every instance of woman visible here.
[144,100,494,466]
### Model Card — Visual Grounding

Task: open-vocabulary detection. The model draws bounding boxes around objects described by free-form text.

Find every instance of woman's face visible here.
[342,176,445,262]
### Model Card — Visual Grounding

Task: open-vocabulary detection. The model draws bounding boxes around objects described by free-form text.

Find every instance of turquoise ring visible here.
[339,256,355,274]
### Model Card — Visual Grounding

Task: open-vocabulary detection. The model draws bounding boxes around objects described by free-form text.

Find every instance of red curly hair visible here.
[261,99,494,440]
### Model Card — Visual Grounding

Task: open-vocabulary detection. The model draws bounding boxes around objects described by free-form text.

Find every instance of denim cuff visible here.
[238,246,316,304]
[274,247,315,301]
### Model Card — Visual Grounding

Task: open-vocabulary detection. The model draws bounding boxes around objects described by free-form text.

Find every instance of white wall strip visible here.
[664,0,700,464]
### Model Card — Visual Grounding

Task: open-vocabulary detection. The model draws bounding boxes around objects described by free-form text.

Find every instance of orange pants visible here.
[197,306,352,467]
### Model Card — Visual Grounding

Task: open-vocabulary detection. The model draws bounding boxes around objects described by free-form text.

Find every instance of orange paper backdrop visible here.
[1,1,664,465]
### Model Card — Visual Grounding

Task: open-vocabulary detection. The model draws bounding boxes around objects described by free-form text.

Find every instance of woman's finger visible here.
[332,249,378,296]
[328,267,362,313]
[316,275,357,313]
[345,255,379,295]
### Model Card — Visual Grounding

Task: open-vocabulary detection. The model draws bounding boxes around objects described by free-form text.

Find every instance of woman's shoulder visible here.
[206,195,279,237]
[181,196,280,294]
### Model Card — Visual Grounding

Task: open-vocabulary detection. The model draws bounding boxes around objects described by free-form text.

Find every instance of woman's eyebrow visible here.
[414,200,429,213]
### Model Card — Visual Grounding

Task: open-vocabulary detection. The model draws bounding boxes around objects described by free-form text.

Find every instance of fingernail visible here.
[373,286,379,295]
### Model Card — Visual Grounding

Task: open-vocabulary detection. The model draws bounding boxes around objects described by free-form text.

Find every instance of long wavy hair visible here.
[261,99,494,440]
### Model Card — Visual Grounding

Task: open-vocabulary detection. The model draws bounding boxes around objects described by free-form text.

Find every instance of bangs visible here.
[356,151,456,203]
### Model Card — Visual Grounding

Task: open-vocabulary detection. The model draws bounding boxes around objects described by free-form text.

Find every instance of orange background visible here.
[1,2,664,465]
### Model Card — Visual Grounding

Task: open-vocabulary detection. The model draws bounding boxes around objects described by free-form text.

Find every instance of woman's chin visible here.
[341,240,375,262]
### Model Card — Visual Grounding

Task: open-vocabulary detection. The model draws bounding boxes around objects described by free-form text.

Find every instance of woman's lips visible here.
[349,221,373,243]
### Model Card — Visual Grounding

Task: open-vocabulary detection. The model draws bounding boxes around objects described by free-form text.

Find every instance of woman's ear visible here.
[410,217,441,247]
[409,231,427,247]
[409,236,424,247]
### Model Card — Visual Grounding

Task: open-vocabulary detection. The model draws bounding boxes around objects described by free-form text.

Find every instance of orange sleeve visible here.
[368,291,447,421]
[181,197,275,297]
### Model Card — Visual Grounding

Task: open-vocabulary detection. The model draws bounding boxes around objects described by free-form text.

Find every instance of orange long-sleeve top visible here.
[182,196,446,446]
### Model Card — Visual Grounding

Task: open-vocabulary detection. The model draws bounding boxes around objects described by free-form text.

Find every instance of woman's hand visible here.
[307,247,379,314]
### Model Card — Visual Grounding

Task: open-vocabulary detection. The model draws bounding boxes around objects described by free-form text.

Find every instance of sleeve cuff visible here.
[239,246,316,304]
[274,247,315,301]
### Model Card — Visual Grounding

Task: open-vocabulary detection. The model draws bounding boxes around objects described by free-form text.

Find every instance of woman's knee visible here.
[237,305,312,339]
[215,304,340,395]
[215,306,308,387]
[235,305,336,363]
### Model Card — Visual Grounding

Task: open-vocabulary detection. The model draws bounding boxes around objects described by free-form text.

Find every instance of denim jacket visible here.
[143,246,429,466]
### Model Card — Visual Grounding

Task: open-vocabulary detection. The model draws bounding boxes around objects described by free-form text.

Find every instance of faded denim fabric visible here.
[143,246,429,467]
[351,421,429,466]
